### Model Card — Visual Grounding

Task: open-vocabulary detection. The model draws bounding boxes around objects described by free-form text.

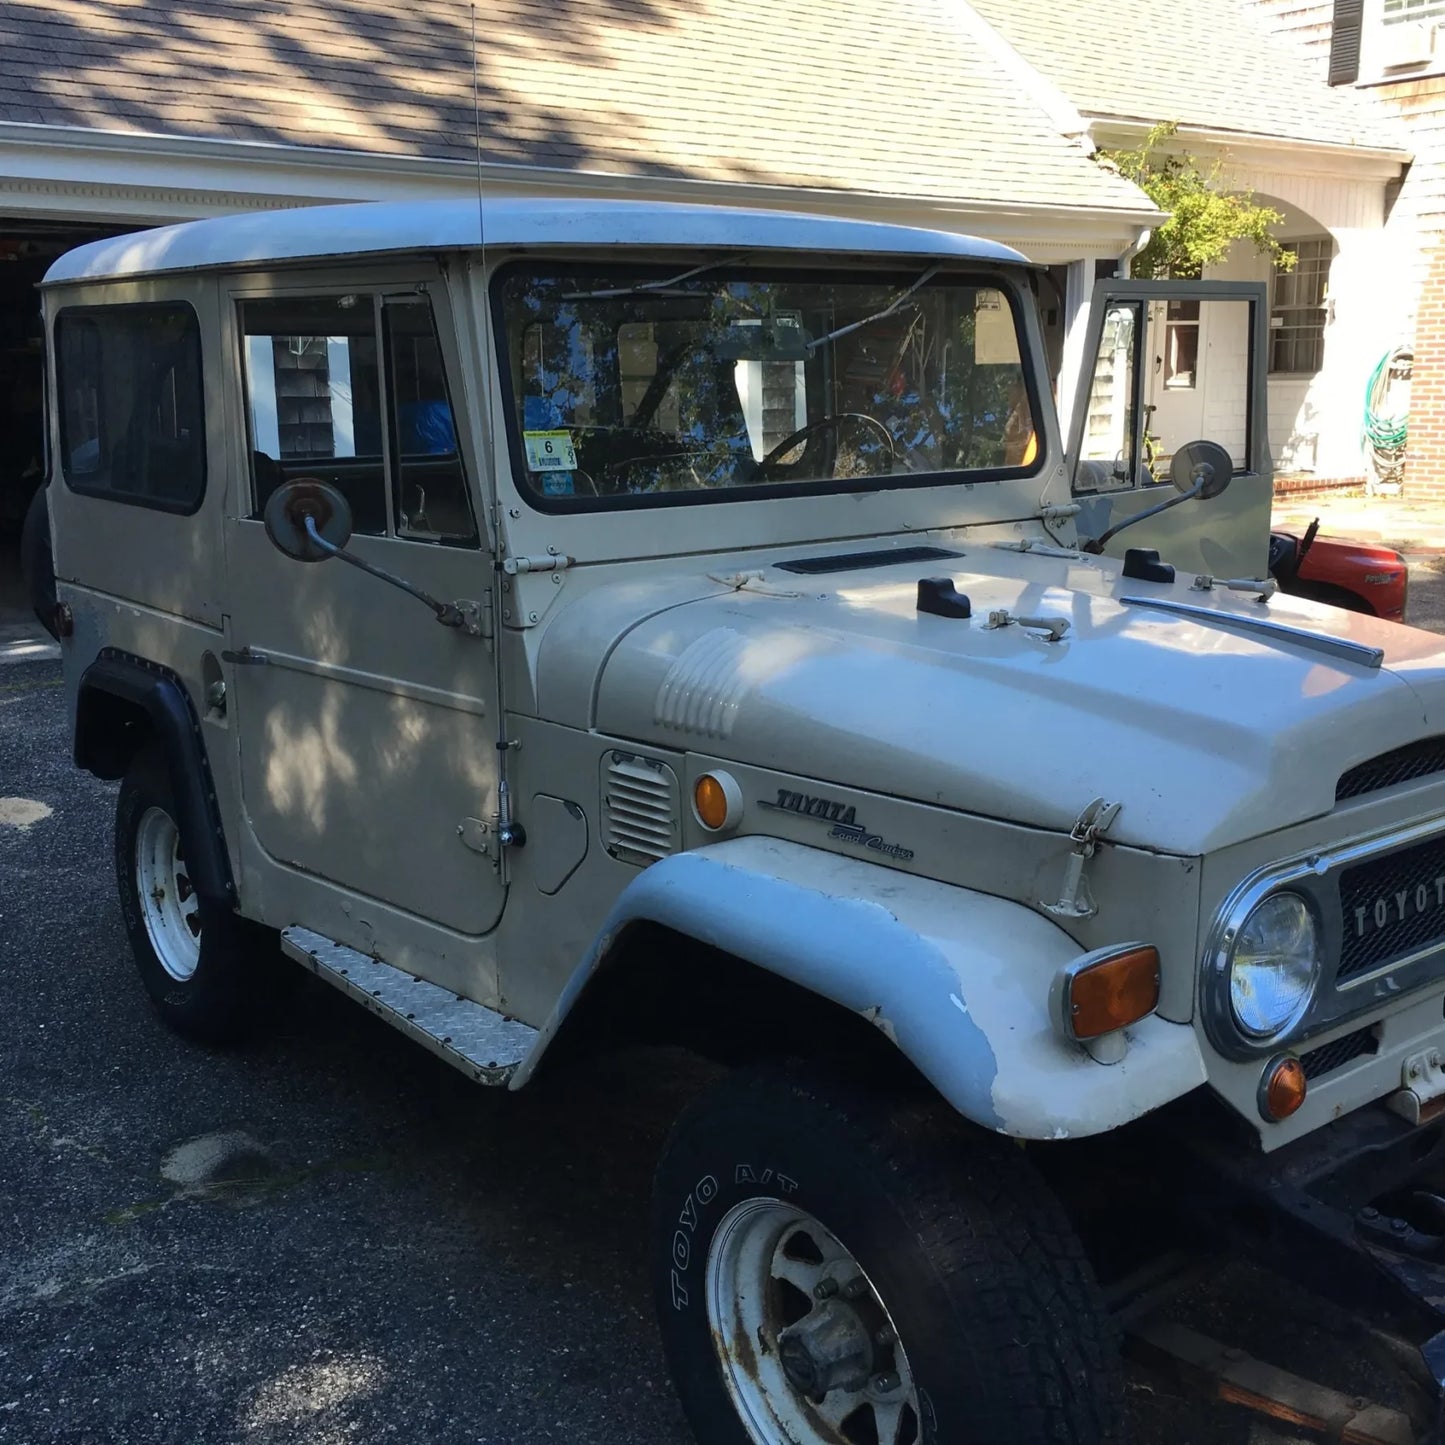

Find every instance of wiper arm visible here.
[806,265,940,352]
[562,254,749,301]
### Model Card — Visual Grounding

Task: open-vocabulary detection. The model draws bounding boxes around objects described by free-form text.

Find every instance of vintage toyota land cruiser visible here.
[41,199,1445,1445]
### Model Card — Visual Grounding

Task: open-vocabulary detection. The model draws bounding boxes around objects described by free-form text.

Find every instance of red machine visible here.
[1269,518,1408,623]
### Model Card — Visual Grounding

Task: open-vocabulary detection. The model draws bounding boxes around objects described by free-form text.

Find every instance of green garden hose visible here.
[1363,345,1412,489]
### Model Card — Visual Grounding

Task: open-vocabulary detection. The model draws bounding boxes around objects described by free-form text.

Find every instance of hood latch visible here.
[1042,797,1121,920]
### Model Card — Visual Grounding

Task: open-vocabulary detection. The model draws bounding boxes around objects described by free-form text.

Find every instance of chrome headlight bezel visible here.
[1203,869,1336,1060]
[1224,890,1322,1042]
[1203,821,1445,1062]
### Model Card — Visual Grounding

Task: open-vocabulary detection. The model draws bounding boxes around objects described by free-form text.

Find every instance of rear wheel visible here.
[652,1065,1123,1445]
[116,747,281,1043]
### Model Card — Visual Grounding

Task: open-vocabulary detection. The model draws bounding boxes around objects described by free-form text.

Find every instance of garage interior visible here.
[0,219,120,623]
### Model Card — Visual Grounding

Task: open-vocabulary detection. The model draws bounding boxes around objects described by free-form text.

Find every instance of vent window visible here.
[602,753,679,866]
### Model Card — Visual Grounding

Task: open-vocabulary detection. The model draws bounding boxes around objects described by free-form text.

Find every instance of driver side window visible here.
[241,292,477,544]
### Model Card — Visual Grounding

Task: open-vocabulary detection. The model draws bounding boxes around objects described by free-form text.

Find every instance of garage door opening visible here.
[0,219,125,628]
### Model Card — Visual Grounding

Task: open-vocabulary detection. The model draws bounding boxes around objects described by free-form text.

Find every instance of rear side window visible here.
[55,303,206,513]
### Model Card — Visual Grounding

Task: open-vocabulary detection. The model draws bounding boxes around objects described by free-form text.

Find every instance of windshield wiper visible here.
[805,265,941,352]
[562,254,749,301]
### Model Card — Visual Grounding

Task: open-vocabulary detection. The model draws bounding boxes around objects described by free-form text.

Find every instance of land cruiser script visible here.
[760,789,915,862]
[1356,876,1445,938]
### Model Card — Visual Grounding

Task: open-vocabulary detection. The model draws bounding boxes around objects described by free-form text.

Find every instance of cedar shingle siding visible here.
[0,0,1155,212]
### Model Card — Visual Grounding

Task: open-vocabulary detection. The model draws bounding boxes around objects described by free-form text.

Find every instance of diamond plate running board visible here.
[281,927,539,1086]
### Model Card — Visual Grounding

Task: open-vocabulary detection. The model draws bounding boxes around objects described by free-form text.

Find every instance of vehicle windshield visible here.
[495,263,1040,508]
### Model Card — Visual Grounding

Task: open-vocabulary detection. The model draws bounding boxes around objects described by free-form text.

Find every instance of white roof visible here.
[44,198,1027,286]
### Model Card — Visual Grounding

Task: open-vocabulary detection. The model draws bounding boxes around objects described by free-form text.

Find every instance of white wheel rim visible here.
[705,1198,920,1445]
[135,806,202,982]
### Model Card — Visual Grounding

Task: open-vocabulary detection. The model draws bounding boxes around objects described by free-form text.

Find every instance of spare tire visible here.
[19,482,57,637]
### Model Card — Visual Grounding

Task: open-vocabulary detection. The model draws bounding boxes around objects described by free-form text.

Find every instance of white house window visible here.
[1382,0,1445,23]
[1270,240,1331,375]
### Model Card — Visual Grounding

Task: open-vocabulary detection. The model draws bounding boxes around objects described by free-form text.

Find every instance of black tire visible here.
[652,1065,1122,1445]
[19,482,57,637]
[115,747,280,1044]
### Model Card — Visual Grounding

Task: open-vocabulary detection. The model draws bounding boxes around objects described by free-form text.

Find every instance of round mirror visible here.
[1169,440,1234,500]
[263,479,354,563]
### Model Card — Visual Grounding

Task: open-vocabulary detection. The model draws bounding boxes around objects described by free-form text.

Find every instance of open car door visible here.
[1065,278,1271,577]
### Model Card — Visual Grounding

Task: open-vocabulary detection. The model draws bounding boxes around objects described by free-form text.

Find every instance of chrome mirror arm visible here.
[1080,479,1203,556]
[303,516,465,628]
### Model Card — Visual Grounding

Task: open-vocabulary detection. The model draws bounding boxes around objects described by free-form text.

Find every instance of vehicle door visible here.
[1065,278,1271,577]
[221,269,504,936]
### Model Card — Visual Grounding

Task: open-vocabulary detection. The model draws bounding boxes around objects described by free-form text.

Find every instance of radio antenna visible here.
[471,2,486,263]
[470,4,520,859]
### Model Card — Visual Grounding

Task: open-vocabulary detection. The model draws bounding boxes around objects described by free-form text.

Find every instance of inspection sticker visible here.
[523,430,577,472]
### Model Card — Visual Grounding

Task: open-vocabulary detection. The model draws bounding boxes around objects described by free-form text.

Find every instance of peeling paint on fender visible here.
[514,836,1208,1140]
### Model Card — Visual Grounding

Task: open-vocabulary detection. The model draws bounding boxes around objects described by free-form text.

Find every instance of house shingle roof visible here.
[966,0,1407,152]
[0,0,1156,215]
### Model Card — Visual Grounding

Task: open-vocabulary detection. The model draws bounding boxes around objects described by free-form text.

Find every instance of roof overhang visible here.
[1085,116,1412,181]
[0,120,1163,265]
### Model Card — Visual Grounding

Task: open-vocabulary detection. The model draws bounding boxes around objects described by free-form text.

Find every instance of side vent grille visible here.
[602,752,679,867]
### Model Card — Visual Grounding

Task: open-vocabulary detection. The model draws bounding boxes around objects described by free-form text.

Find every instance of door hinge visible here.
[457,817,492,857]
[501,553,575,576]
[221,646,270,666]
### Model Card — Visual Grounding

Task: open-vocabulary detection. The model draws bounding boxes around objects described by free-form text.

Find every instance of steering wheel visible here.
[753,413,897,480]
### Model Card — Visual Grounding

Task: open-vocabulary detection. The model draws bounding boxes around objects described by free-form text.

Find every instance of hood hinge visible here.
[1042,797,1121,921]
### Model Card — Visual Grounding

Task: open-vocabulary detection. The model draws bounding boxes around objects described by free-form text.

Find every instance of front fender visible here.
[513,836,1206,1139]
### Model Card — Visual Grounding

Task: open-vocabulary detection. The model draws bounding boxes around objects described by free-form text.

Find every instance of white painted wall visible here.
[1207,160,1406,480]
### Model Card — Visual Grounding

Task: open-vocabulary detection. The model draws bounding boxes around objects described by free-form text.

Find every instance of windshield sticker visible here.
[524,430,578,472]
[541,472,576,496]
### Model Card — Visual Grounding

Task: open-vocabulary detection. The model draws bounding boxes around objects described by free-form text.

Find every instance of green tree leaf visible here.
[1104,122,1293,279]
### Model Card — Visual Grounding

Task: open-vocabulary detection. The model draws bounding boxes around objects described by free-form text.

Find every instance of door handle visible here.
[221,647,270,666]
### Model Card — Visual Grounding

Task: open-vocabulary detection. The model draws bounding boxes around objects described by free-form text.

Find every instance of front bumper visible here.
[1185,1102,1445,1432]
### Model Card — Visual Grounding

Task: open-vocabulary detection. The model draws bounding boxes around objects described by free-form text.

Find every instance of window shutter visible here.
[1329,0,1364,85]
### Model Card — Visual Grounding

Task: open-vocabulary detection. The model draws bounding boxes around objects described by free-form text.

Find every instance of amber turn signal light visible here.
[1259,1055,1308,1122]
[693,771,742,833]
[1055,945,1161,1042]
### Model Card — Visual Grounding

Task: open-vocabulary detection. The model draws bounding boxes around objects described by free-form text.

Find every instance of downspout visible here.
[1116,227,1153,278]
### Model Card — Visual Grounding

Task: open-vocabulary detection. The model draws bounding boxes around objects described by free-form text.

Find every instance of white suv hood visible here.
[580,557,1445,854]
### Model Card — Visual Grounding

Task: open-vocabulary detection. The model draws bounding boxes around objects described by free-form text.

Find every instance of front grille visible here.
[1337,833,1445,981]
[1337,737,1445,801]
[1300,1026,1378,1079]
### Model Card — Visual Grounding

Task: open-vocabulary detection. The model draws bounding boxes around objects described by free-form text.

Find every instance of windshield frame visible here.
[488,257,1049,516]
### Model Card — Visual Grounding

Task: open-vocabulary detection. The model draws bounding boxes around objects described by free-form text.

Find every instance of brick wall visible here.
[1410,241,1445,497]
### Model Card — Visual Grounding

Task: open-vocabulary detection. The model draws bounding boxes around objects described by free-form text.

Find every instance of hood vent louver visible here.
[602,753,680,867]
[1337,736,1445,802]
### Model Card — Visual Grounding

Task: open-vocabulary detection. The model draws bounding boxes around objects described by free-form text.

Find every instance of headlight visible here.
[1228,892,1321,1039]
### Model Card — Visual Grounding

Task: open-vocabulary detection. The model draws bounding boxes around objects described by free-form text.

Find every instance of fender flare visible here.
[75,649,235,906]
[512,836,1206,1140]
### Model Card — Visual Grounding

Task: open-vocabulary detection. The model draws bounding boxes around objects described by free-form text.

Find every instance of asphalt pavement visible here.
[6,564,1445,1445]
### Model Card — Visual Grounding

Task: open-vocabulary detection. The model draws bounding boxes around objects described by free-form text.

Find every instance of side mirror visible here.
[1170,440,1232,500]
[261,477,479,634]
[263,479,354,562]
[1080,437,1234,555]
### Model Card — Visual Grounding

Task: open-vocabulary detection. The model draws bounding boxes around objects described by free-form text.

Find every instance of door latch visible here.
[1042,798,1121,920]
[221,646,270,666]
